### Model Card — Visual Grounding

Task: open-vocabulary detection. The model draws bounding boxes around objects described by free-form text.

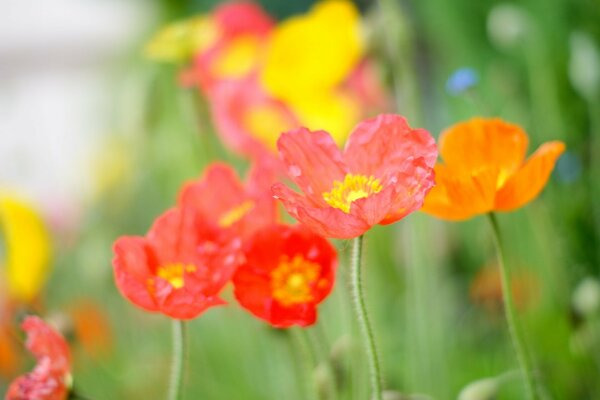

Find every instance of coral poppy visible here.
[421,118,565,220]
[0,194,52,304]
[6,316,71,400]
[178,162,279,240]
[233,224,337,327]
[272,114,438,239]
[112,207,243,320]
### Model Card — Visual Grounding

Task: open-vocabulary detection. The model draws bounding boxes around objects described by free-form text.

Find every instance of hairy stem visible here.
[350,235,383,400]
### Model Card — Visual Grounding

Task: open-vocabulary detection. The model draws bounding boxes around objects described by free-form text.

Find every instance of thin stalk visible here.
[290,328,318,400]
[487,213,538,400]
[168,320,187,400]
[350,235,383,400]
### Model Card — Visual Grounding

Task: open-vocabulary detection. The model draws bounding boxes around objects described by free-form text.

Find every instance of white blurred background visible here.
[0,0,155,216]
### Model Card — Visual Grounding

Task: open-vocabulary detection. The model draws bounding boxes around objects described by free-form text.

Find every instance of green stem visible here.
[290,328,318,400]
[168,320,186,400]
[350,235,383,400]
[487,213,538,400]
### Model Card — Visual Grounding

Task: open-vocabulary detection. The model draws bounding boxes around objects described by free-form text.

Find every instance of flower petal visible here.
[272,184,368,238]
[379,157,436,225]
[277,128,347,204]
[209,77,297,158]
[439,118,528,183]
[343,114,437,180]
[494,141,565,211]
[112,237,158,312]
[421,164,499,220]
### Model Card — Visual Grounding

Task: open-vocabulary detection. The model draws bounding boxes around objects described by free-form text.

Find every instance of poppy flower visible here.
[178,162,279,240]
[272,114,438,239]
[178,1,274,91]
[0,193,52,304]
[260,0,363,104]
[112,206,243,320]
[6,316,71,400]
[209,77,299,158]
[233,224,337,327]
[421,118,565,220]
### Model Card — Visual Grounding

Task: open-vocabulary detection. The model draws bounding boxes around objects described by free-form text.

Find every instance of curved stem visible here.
[350,235,383,400]
[487,213,538,400]
[168,320,186,400]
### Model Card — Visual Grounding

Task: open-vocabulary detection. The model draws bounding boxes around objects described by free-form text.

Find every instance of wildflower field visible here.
[1,0,600,399]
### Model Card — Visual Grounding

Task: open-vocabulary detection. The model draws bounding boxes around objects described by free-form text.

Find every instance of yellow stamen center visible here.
[271,255,324,306]
[156,263,197,289]
[322,173,383,213]
[218,200,255,227]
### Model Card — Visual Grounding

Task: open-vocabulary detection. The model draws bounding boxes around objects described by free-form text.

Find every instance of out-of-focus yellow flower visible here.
[144,16,219,62]
[0,194,52,303]
[290,91,360,145]
[260,0,364,103]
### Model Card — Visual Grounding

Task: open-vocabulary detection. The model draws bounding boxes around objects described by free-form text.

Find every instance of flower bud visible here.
[458,377,499,400]
[572,277,600,318]
[487,4,529,50]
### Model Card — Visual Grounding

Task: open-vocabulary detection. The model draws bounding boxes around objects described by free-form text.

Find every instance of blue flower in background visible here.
[555,151,582,183]
[446,67,479,95]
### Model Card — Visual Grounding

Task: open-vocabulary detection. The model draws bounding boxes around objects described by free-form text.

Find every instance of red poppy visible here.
[178,162,279,240]
[112,207,243,320]
[6,316,71,400]
[233,224,337,327]
[272,114,438,238]
[180,1,274,92]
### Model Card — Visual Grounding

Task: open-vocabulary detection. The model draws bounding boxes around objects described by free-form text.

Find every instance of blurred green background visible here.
[2,0,600,399]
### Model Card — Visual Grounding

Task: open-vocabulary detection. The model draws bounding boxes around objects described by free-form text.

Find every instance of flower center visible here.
[156,263,197,289]
[322,173,383,213]
[271,255,323,306]
[218,200,255,227]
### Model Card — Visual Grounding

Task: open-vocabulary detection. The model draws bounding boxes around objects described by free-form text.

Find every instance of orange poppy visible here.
[422,118,565,220]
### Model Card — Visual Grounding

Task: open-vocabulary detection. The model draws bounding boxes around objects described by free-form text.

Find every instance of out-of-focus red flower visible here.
[112,207,243,320]
[210,76,299,159]
[6,316,71,400]
[180,1,274,92]
[178,162,279,240]
[233,224,337,327]
[272,114,437,239]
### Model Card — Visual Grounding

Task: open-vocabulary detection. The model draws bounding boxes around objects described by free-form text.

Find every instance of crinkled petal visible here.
[112,237,158,312]
[439,118,528,183]
[380,157,436,225]
[273,183,369,239]
[495,141,565,211]
[343,114,437,179]
[277,128,347,204]
[421,164,499,221]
